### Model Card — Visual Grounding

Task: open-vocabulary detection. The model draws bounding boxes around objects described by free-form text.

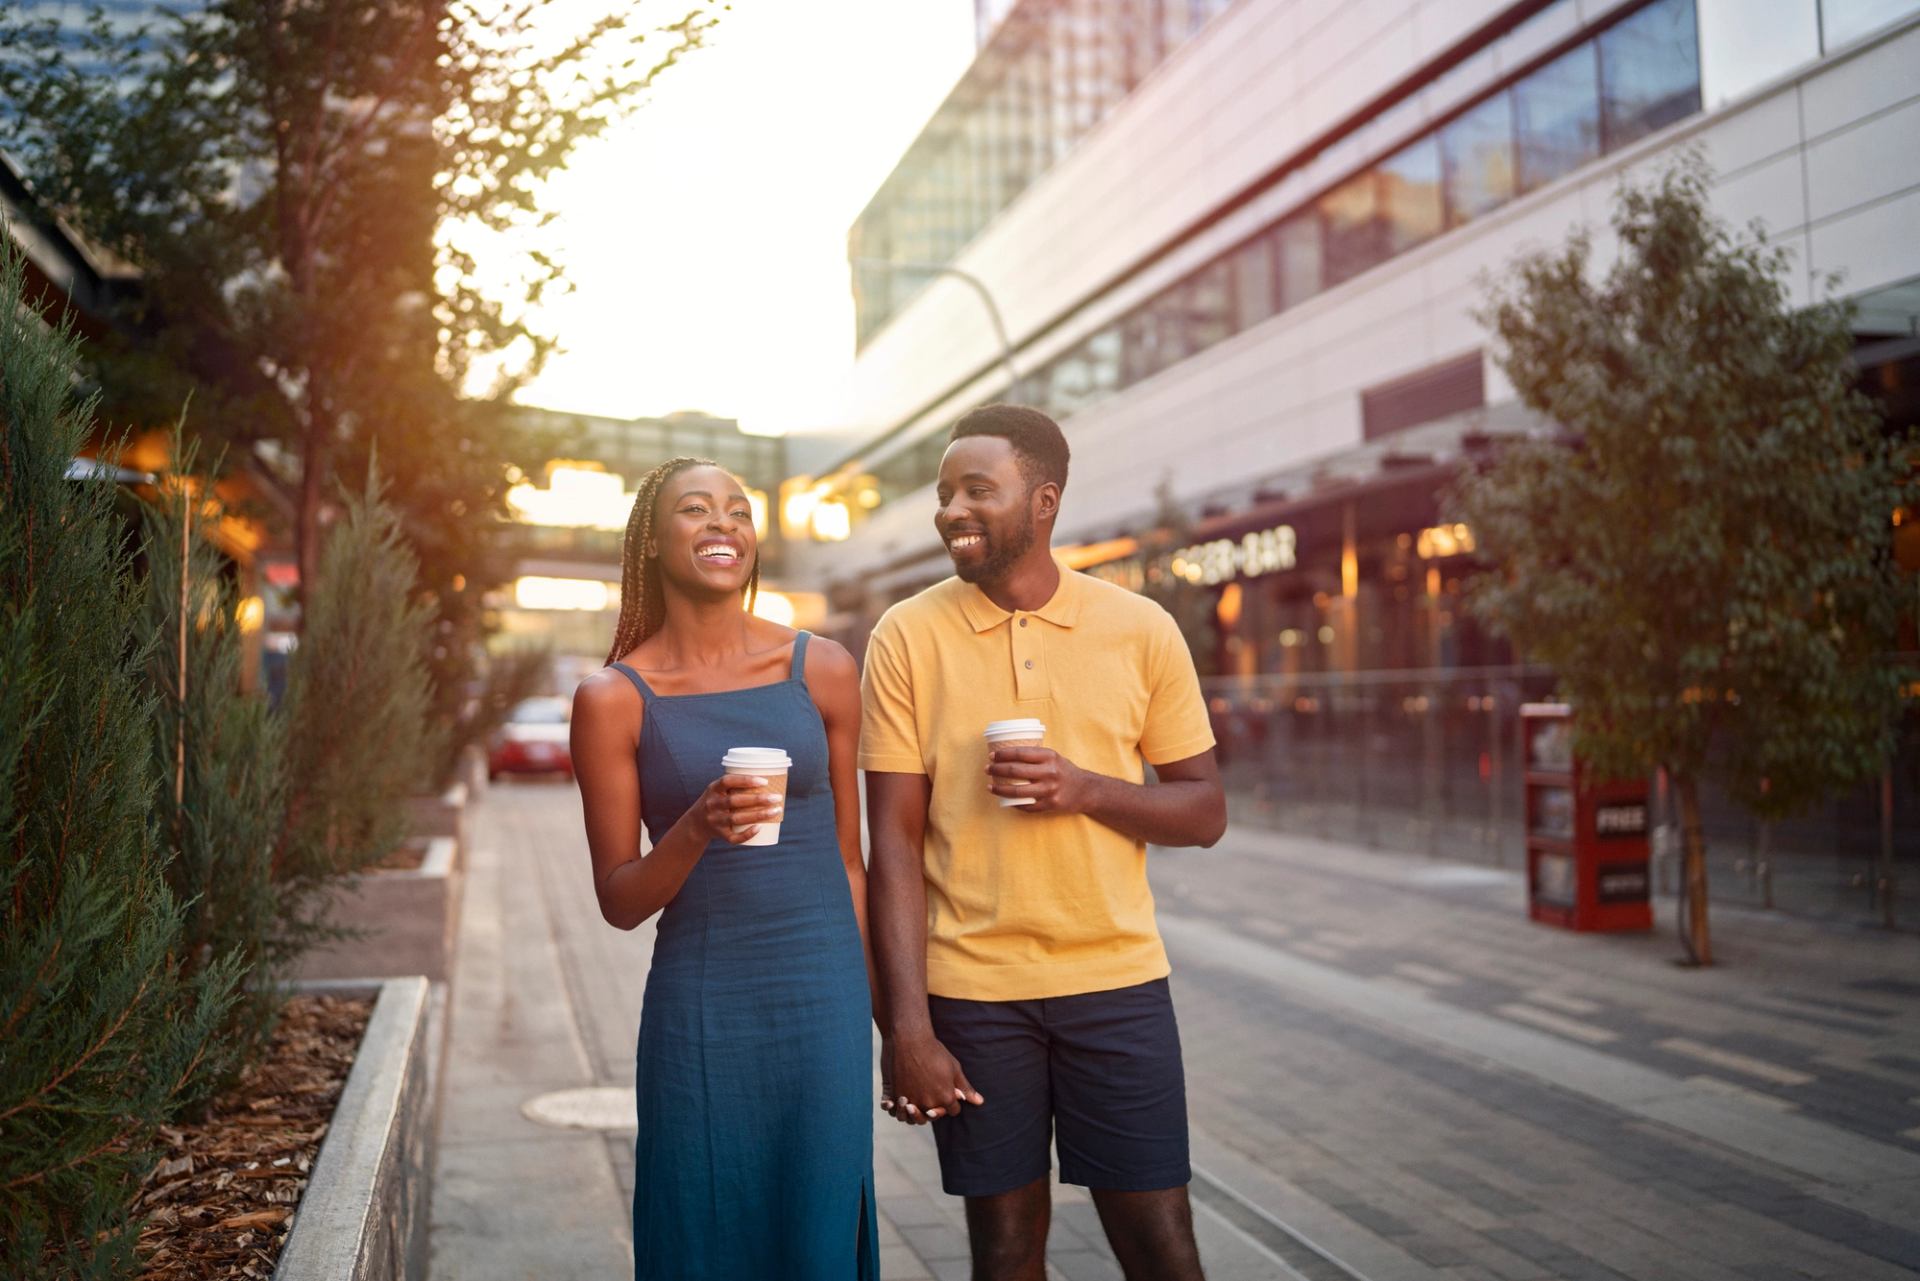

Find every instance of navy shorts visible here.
[927,977,1191,1197]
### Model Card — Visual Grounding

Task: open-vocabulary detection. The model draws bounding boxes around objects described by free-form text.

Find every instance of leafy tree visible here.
[0,0,720,785]
[1453,155,1913,963]
[0,241,238,1279]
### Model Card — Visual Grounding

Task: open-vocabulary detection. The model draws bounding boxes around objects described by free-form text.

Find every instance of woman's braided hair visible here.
[605,457,761,665]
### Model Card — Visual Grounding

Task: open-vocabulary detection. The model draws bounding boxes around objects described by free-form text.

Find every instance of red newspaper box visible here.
[1521,703,1652,932]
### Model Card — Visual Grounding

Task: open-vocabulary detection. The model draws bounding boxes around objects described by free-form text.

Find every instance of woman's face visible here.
[651,465,757,596]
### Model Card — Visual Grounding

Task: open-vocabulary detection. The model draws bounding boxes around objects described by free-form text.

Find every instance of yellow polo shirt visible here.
[859,567,1216,1001]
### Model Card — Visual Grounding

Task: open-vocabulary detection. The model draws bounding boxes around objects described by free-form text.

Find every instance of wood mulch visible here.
[135,993,373,1280]
[373,838,430,872]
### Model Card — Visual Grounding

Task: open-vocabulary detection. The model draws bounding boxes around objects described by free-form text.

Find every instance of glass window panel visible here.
[1439,90,1516,228]
[1319,171,1384,287]
[1513,43,1601,193]
[1232,232,1277,330]
[1275,213,1323,308]
[1181,259,1236,355]
[1048,345,1097,416]
[1084,328,1122,400]
[1698,0,1817,106]
[1598,0,1701,151]
[1822,0,1920,48]
[1122,305,1171,386]
[1378,137,1444,254]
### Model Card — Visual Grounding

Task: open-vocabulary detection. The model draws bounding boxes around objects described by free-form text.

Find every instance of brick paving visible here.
[433,781,1920,1280]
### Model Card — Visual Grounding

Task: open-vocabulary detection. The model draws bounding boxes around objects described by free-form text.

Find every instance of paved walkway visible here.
[429,781,1920,1280]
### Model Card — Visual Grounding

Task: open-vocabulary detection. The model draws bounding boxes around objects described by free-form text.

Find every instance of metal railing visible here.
[1203,665,1917,930]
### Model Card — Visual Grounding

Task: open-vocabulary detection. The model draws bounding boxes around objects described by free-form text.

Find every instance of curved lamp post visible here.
[851,257,1020,389]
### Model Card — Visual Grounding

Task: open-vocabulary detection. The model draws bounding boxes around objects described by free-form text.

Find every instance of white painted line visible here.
[1526,989,1601,1015]
[1392,962,1462,987]
[1189,1192,1317,1281]
[1496,1003,1619,1044]
[1657,1038,1815,1087]
[1292,941,1345,963]
[1686,1075,1799,1113]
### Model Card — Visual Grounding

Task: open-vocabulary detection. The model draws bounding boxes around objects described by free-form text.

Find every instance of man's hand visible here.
[884,1029,983,1124]
[987,745,1092,814]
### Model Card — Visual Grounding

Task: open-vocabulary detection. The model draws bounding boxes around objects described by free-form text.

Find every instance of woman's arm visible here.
[571,669,778,930]
[804,636,882,1025]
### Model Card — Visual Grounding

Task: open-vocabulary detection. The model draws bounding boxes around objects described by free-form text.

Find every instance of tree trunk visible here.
[1674,772,1713,966]
[294,392,332,618]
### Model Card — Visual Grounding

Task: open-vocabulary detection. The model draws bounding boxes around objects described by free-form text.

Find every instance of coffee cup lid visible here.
[983,718,1046,737]
[722,746,792,770]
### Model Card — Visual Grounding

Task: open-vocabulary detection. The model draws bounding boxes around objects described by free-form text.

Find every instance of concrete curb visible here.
[276,977,433,1281]
[294,836,462,982]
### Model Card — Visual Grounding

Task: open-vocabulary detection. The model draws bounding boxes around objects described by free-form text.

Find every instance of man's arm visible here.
[866,770,983,1124]
[986,747,1226,848]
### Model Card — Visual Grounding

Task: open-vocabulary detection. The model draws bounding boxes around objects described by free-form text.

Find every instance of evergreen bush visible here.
[0,243,239,1277]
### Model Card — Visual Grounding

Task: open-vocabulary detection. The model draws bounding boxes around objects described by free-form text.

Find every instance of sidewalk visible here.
[427,782,1920,1280]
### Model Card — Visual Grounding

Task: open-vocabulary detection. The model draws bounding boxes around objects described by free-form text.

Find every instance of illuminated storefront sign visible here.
[1170,525,1297,586]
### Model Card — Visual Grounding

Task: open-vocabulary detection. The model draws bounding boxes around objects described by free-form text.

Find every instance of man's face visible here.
[934,436,1040,585]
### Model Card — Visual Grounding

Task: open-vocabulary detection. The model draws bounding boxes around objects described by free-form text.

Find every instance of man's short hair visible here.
[948,403,1070,493]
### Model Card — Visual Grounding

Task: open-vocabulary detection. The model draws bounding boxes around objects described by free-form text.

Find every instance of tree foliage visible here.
[1452,154,1912,958]
[0,241,239,1280]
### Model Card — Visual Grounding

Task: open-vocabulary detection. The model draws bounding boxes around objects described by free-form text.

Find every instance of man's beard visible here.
[952,516,1036,584]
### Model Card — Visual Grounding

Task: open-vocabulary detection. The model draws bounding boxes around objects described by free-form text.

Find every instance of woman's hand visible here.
[692,773,783,844]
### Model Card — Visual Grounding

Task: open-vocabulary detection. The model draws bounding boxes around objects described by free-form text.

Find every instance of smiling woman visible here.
[566,454,881,1280]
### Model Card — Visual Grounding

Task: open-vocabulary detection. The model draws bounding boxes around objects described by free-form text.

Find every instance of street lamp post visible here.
[851,257,1020,389]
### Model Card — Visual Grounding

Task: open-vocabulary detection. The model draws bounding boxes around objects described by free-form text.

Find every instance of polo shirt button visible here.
[1024,659,1034,669]
[1019,617,1028,627]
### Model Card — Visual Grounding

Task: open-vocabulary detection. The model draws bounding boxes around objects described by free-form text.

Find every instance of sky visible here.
[489,2,976,436]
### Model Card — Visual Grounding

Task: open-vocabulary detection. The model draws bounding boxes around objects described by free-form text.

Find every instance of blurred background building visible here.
[786,0,1920,924]
[494,408,826,685]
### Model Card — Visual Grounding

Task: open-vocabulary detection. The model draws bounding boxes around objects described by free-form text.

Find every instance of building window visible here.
[1361,352,1486,440]
[1319,171,1383,288]
[1513,43,1602,193]
[1439,91,1516,227]
[1231,232,1277,331]
[1821,0,1920,47]
[1379,137,1444,255]
[1275,213,1323,310]
[1598,0,1701,151]
[1697,0,1818,107]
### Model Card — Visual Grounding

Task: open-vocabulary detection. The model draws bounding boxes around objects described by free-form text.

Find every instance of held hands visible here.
[693,774,783,845]
[879,1031,983,1125]
[986,746,1091,814]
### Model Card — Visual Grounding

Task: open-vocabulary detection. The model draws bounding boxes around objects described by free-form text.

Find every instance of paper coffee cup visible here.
[983,718,1046,807]
[720,747,791,846]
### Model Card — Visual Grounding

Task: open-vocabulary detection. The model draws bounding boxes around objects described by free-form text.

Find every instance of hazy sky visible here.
[497,2,976,434]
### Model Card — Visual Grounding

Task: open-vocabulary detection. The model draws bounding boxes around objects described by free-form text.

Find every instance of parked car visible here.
[488,695,572,780]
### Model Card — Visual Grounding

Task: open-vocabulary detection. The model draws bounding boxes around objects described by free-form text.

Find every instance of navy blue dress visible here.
[609,632,876,1281]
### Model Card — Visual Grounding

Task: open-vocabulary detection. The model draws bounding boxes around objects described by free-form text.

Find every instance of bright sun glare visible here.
[454,2,974,436]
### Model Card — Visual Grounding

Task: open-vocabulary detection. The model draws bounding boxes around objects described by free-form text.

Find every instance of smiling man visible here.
[861,403,1226,1281]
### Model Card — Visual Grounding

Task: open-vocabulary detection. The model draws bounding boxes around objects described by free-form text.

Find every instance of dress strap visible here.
[788,630,812,681]
[608,661,655,702]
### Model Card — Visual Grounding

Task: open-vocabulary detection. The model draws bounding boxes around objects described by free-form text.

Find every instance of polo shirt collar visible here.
[960,561,1083,632]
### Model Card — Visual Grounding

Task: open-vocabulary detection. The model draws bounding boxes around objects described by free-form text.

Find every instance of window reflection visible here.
[1697,0,1817,107]
[1320,172,1383,287]
[1821,0,1920,47]
[1514,44,1601,193]
[1379,138,1444,254]
[1232,232,1277,330]
[1275,215,1323,309]
[1598,0,1701,150]
[1439,91,1515,227]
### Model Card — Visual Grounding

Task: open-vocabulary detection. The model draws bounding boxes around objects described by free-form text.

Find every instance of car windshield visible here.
[510,697,570,725]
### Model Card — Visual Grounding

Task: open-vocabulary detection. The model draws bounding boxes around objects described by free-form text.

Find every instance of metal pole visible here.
[851,257,1020,388]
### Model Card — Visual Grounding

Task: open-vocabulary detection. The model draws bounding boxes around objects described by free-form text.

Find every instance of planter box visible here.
[277,977,434,1281]
[405,780,469,851]
[295,836,461,982]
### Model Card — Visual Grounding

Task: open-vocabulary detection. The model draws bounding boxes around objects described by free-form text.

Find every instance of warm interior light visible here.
[235,595,265,633]
[507,465,636,530]
[514,575,612,611]
[1216,581,1243,628]
[751,590,797,626]
[810,498,852,542]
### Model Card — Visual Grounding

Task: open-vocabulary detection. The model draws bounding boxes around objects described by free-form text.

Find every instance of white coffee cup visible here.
[720,747,792,846]
[983,718,1046,807]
